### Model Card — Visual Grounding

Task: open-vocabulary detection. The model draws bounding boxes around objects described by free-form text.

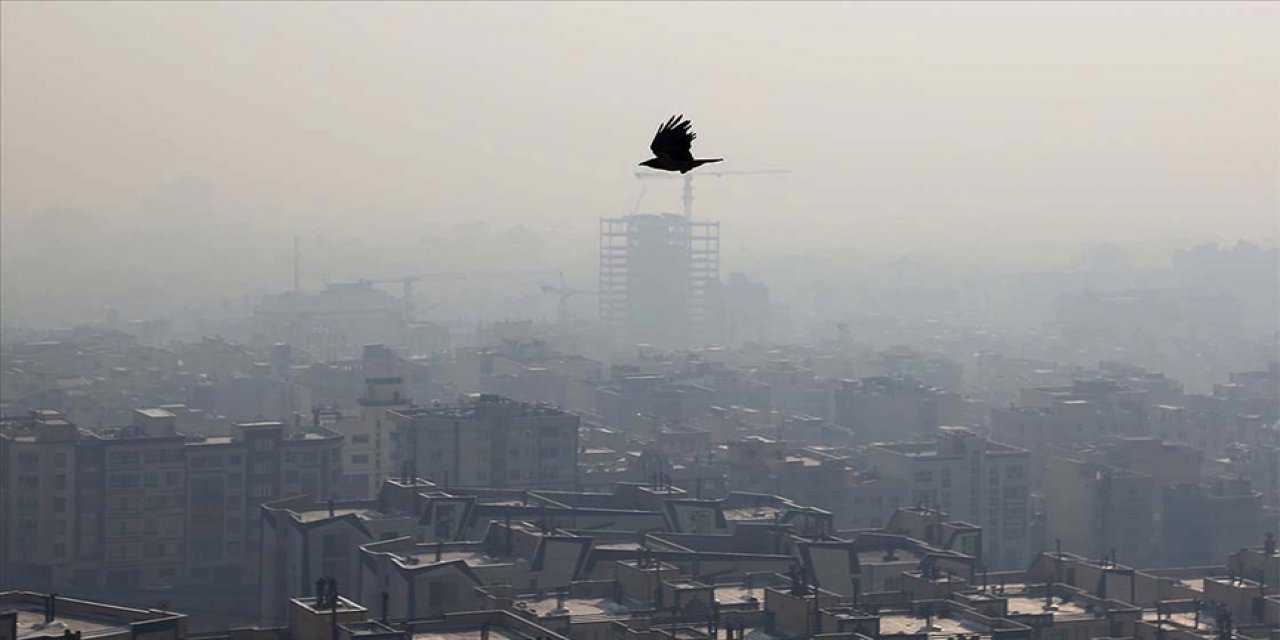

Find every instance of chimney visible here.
[381,591,389,623]
[328,499,336,518]
[435,540,443,562]
[1266,533,1276,556]
[45,594,57,624]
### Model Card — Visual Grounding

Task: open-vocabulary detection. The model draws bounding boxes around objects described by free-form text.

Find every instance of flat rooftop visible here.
[397,549,510,568]
[1005,594,1093,621]
[134,408,176,419]
[723,506,780,521]
[857,549,923,565]
[293,507,411,523]
[12,608,127,640]
[1143,609,1222,634]
[879,613,988,638]
[516,596,630,619]
[712,585,759,605]
[412,630,527,640]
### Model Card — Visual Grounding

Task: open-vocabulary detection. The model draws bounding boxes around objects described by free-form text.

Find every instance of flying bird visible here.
[639,115,723,174]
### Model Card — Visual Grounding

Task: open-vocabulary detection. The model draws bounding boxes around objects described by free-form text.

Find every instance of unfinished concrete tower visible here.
[599,212,720,350]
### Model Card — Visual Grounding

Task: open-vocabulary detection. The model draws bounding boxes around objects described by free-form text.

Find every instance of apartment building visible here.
[835,377,964,444]
[863,427,1030,569]
[389,394,579,489]
[1044,456,1158,567]
[312,376,411,499]
[1,409,342,591]
[2,409,186,590]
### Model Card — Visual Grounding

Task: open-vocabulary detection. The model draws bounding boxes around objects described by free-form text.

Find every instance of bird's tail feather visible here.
[696,158,724,164]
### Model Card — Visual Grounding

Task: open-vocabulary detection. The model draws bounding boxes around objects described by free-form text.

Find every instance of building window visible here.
[351,454,370,464]
[351,435,371,444]
[53,452,67,467]
[110,451,140,465]
[913,470,933,483]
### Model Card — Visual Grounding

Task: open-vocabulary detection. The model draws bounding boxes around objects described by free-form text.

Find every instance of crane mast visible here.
[633,168,792,218]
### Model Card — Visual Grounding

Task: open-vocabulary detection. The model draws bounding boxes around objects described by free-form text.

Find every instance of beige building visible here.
[1044,456,1158,567]
[390,394,579,489]
[863,427,1031,569]
[312,376,411,499]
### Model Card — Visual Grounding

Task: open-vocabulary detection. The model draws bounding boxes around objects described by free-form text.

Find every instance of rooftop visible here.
[879,612,989,638]
[411,630,528,640]
[12,608,127,640]
[514,596,630,619]
[396,549,511,568]
[857,548,923,565]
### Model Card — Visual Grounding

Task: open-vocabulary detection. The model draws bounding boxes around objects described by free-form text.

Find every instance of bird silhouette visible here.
[638,115,723,174]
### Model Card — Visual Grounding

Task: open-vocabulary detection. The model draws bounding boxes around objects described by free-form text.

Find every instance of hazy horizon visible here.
[2,1,1277,327]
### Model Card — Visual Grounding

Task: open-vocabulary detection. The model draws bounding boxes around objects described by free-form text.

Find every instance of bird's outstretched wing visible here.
[649,115,695,162]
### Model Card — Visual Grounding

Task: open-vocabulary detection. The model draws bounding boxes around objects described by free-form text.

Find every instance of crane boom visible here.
[633,169,792,218]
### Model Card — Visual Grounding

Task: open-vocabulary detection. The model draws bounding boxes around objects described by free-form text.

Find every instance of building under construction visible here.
[599,213,720,350]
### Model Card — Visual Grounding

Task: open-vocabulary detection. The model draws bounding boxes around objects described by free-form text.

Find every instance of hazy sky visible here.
[2,1,1277,255]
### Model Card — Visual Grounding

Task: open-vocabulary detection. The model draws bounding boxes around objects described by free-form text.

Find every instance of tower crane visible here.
[360,269,563,322]
[539,272,595,325]
[633,168,792,219]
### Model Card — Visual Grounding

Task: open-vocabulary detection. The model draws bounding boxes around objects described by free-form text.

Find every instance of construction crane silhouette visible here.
[540,272,594,325]
[633,169,792,218]
[361,269,562,322]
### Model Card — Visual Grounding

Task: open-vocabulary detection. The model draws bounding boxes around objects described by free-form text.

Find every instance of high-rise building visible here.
[390,394,579,489]
[599,213,720,350]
